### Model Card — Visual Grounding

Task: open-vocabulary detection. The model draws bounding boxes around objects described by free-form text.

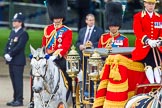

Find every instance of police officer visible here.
[4,12,29,106]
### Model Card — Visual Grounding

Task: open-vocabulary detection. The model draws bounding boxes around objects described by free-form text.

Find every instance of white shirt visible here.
[14,27,22,33]
[145,9,153,18]
[83,25,94,44]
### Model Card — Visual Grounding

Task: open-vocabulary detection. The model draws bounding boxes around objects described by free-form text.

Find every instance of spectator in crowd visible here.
[132,0,162,84]
[76,13,103,98]
[98,2,129,48]
[0,0,4,21]
[76,13,103,65]
[77,0,97,31]
[123,0,143,23]
[4,12,29,107]
[29,0,72,107]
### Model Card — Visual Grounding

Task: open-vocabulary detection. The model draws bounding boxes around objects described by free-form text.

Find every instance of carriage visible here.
[30,45,162,108]
[66,46,161,108]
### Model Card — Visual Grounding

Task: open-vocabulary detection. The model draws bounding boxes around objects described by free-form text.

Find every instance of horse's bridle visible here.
[31,57,48,80]
[32,57,61,108]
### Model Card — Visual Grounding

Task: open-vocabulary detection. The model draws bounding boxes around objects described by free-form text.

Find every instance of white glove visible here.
[4,54,12,62]
[148,39,157,48]
[155,40,161,47]
[49,55,57,61]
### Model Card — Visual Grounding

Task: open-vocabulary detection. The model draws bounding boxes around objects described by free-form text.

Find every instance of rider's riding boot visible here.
[144,66,155,84]
[154,66,161,83]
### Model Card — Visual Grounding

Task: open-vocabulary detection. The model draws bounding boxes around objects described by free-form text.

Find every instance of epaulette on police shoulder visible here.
[63,25,71,30]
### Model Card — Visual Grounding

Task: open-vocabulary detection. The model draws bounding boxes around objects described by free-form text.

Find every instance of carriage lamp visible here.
[66,45,80,97]
[88,50,103,99]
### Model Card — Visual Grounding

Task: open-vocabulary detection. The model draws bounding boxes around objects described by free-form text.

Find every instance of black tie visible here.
[85,28,91,42]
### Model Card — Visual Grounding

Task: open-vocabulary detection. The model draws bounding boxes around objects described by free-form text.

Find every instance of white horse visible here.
[30,46,73,108]
[125,88,162,108]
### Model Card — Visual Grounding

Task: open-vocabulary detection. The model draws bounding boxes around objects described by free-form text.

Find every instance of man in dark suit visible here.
[4,12,29,107]
[76,13,103,98]
[76,13,103,63]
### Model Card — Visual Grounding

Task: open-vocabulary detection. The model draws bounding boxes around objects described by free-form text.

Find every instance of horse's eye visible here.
[43,64,46,68]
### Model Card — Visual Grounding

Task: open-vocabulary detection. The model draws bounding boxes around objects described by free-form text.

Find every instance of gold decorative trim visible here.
[112,54,144,71]
[155,12,160,17]
[107,79,128,92]
[141,35,147,45]
[97,79,108,90]
[44,25,56,38]
[101,34,111,46]
[60,70,68,89]
[103,100,127,108]
[110,31,119,37]
[92,97,105,108]
[141,10,146,18]
[45,31,57,48]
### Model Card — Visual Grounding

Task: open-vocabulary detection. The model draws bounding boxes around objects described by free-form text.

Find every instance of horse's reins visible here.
[37,59,60,108]
[152,47,162,70]
[152,47,162,106]
[149,87,162,106]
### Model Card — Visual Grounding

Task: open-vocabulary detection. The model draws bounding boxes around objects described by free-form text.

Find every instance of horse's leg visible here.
[29,75,34,108]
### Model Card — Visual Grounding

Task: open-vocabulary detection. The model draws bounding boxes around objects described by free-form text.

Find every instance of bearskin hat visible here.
[105,2,123,28]
[46,0,67,21]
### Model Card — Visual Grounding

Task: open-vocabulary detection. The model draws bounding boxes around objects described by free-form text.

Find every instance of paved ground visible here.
[0,77,30,108]
[0,57,31,108]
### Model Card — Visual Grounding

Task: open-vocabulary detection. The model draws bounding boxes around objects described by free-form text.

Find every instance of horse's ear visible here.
[30,45,36,55]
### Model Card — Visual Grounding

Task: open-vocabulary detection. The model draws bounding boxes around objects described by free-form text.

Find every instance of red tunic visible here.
[132,11,162,61]
[42,24,72,57]
[98,33,129,48]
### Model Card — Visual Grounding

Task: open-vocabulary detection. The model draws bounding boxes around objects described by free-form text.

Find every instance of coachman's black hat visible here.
[12,12,25,22]
[46,0,67,21]
[105,2,123,28]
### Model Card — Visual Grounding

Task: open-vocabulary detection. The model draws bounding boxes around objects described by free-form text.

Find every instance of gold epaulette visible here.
[101,33,110,46]
[155,12,160,17]
[44,25,56,38]
[141,10,160,18]
[141,10,146,18]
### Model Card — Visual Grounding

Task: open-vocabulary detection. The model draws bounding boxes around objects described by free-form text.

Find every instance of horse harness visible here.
[32,57,61,108]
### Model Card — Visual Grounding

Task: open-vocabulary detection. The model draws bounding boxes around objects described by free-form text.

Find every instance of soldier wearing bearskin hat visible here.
[132,0,162,84]
[98,2,129,48]
[29,0,72,107]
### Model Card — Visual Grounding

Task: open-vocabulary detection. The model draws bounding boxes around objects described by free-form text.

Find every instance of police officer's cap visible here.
[12,12,25,22]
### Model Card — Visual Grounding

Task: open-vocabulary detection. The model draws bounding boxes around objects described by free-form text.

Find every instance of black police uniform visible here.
[4,13,29,106]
